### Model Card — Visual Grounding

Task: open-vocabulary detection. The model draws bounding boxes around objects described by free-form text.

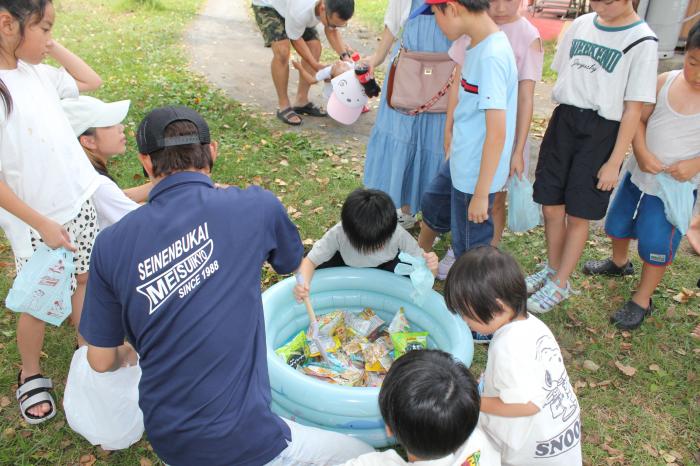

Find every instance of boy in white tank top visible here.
[582,21,700,330]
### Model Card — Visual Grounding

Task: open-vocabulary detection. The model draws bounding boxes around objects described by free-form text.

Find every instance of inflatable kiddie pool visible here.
[263,267,474,448]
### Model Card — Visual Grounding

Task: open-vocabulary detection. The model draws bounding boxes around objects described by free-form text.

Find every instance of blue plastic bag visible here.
[6,245,74,326]
[394,252,435,305]
[656,173,695,235]
[507,175,541,233]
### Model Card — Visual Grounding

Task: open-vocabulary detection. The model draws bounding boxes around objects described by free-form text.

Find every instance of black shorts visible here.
[252,5,320,47]
[533,104,620,220]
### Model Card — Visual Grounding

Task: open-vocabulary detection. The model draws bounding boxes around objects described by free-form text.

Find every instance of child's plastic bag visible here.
[507,175,541,233]
[63,346,144,450]
[394,252,435,305]
[5,245,74,326]
[656,173,696,235]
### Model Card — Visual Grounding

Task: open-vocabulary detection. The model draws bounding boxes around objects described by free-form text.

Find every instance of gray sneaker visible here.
[527,278,573,314]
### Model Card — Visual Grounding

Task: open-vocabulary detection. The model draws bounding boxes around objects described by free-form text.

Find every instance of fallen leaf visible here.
[0,396,10,407]
[19,430,31,438]
[302,239,314,246]
[661,451,676,463]
[648,364,660,372]
[641,443,658,457]
[621,331,632,339]
[3,427,15,439]
[596,379,613,387]
[583,360,600,372]
[275,178,287,187]
[279,159,289,167]
[574,380,587,391]
[60,439,72,448]
[615,361,637,377]
[675,349,687,356]
[602,444,623,455]
[620,342,632,351]
[79,454,96,466]
[303,199,312,206]
[139,458,153,466]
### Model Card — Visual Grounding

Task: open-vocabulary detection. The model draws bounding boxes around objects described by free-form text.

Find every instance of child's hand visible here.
[118,342,138,368]
[293,282,310,303]
[666,159,699,182]
[510,151,525,179]
[37,218,76,252]
[444,127,452,160]
[637,152,666,175]
[291,60,303,71]
[596,161,620,191]
[468,195,489,224]
[423,252,439,276]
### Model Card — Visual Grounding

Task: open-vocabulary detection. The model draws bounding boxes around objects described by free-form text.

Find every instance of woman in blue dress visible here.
[364,0,452,228]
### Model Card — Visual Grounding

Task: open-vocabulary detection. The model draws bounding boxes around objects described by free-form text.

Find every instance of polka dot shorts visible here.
[14,199,99,292]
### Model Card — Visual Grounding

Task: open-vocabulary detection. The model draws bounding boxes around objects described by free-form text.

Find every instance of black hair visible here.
[687,20,700,51]
[0,0,52,116]
[340,188,397,254]
[444,245,527,324]
[379,349,480,460]
[147,120,213,178]
[324,0,354,21]
[435,0,490,13]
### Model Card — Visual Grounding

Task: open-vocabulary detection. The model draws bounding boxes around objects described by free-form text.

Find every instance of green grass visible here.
[0,0,698,465]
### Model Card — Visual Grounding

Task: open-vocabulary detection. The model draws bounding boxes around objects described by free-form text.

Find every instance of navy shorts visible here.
[421,160,495,258]
[605,172,696,266]
[533,104,620,220]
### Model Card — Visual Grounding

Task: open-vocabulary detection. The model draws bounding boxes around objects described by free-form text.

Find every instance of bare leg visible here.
[552,214,589,285]
[491,191,506,247]
[17,314,51,417]
[294,39,321,108]
[630,262,666,308]
[419,222,440,252]
[687,214,700,255]
[270,40,300,123]
[71,272,88,347]
[611,237,631,268]
[542,204,566,271]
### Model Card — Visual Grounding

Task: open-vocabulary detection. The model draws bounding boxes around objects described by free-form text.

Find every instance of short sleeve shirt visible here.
[284,0,320,40]
[80,172,304,466]
[307,222,423,267]
[480,315,582,466]
[450,32,518,194]
[383,0,411,38]
[552,13,658,121]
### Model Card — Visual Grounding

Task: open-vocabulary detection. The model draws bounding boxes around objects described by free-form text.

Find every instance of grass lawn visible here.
[0,0,698,465]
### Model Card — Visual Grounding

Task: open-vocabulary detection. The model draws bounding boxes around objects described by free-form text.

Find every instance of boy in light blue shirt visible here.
[418,0,517,259]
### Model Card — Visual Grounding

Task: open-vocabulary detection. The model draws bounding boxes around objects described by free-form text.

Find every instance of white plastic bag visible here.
[5,245,74,326]
[507,175,541,233]
[63,346,144,450]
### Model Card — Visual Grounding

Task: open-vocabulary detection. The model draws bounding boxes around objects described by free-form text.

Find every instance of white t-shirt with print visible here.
[251,0,320,40]
[480,315,582,466]
[92,175,141,230]
[552,12,658,121]
[0,62,100,258]
[338,427,501,466]
[307,222,423,268]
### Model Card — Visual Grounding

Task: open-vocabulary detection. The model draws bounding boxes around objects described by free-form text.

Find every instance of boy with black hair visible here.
[526,0,658,314]
[339,349,500,465]
[79,106,374,466]
[252,0,356,125]
[294,188,437,301]
[418,0,518,260]
[444,246,581,465]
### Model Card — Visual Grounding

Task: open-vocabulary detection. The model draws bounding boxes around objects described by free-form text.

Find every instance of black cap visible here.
[136,106,210,155]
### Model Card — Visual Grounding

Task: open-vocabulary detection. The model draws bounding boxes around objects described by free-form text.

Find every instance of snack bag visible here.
[345,308,384,339]
[275,331,309,368]
[388,308,410,334]
[391,332,429,358]
[303,361,364,386]
[307,335,341,358]
[362,338,393,372]
[364,371,386,387]
[314,310,345,337]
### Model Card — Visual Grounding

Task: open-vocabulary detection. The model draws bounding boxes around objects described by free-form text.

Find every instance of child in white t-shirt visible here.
[338,349,501,466]
[61,96,152,230]
[444,246,582,466]
[0,1,102,424]
[294,188,437,301]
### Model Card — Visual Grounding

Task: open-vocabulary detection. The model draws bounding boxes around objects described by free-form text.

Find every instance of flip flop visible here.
[293,102,328,117]
[16,372,56,425]
[276,107,303,126]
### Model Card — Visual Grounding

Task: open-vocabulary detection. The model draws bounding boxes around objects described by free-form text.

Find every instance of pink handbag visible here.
[386,46,456,115]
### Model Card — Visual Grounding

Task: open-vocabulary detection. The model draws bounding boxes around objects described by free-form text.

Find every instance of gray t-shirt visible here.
[307,223,423,267]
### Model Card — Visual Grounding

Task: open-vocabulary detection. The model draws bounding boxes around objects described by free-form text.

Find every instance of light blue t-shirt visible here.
[450,31,518,194]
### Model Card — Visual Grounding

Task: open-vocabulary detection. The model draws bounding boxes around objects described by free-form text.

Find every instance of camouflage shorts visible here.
[252,4,320,47]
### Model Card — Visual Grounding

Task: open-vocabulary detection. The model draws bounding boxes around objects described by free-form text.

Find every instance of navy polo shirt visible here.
[80,172,303,466]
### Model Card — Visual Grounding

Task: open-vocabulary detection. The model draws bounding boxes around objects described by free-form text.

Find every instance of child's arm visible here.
[666,156,700,182]
[293,257,317,302]
[510,79,535,179]
[481,396,540,417]
[0,181,75,251]
[444,65,461,159]
[47,41,101,92]
[631,74,667,175]
[291,39,325,72]
[123,182,153,204]
[597,101,644,191]
[292,60,320,85]
[368,27,396,69]
[470,109,506,223]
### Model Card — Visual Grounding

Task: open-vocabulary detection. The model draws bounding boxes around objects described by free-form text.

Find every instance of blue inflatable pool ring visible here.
[263,267,474,448]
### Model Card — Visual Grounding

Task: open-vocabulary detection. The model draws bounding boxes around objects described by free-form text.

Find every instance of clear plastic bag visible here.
[5,245,74,326]
[507,175,541,233]
[656,173,695,235]
[63,346,144,450]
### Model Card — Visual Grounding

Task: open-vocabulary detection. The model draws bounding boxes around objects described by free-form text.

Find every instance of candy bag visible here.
[394,252,434,305]
[655,173,696,235]
[362,337,393,372]
[388,307,410,334]
[275,331,309,368]
[307,335,341,358]
[391,331,429,358]
[314,310,345,337]
[345,308,384,339]
[507,175,541,233]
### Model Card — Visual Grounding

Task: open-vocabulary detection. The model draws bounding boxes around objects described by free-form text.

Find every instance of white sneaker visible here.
[437,247,455,280]
[397,209,417,229]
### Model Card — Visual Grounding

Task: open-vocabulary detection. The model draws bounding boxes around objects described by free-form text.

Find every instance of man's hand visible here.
[666,159,699,182]
[423,252,439,276]
[596,161,621,191]
[468,195,489,223]
[37,218,76,251]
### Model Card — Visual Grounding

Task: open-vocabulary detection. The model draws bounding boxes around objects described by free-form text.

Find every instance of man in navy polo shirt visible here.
[79,107,373,466]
